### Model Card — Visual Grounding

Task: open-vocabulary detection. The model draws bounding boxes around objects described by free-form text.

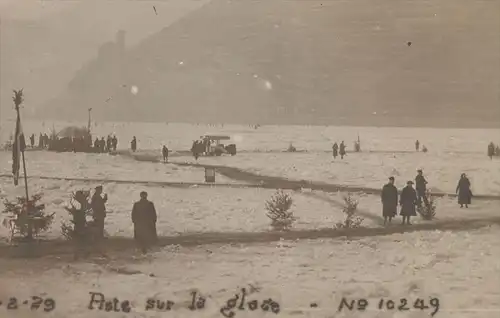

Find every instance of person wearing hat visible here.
[132,191,158,253]
[400,180,417,225]
[415,169,429,207]
[456,173,472,208]
[381,176,398,225]
[91,185,108,238]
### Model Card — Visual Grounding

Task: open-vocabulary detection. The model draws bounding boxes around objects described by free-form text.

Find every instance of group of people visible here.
[331,138,425,160]
[87,185,158,254]
[332,141,347,159]
[126,136,170,162]
[24,132,121,153]
[27,133,50,149]
[94,135,118,153]
[380,169,472,225]
[414,140,428,152]
[191,138,211,160]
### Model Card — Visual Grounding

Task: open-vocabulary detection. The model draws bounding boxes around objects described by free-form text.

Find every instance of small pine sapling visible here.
[265,190,296,231]
[417,190,437,220]
[61,190,94,240]
[335,193,364,229]
[2,193,55,241]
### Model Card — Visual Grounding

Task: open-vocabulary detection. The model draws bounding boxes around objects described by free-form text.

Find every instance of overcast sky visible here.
[0,0,210,119]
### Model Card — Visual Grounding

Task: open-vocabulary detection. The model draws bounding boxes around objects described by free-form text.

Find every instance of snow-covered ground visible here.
[189,151,500,196]
[1,121,499,318]
[1,122,498,196]
[0,151,240,184]
[1,226,499,318]
[0,178,498,241]
[0,178,346,239]
[0,121,498,241]
[1,120,499,154]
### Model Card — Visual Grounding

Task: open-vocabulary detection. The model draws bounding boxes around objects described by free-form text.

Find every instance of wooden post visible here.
[88,108,92,133]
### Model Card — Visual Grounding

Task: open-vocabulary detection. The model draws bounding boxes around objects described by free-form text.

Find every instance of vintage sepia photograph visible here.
[0,0,499,317]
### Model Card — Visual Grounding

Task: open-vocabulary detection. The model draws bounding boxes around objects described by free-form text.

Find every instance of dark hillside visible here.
[40,0,500,127]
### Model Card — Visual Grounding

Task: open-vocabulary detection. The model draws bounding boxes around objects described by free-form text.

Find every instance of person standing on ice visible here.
[38,133,43,148]
[191,140,200,161]
[91,185,108,238]
[132,191,158,253]
[456,173,472,208]
[112,135,118,151]
[339,141,346,159]
[415,169,428,207]
[30,134,35,148]
[106,135,112,152]
[488,142,495,160]
[100,137,106,152]
[381,176,398,225]
[400,181,417,225]
[162,145,169,163]
[415,140,420,152]
[332,142,339,159]
[43,133,49,148]
[131,136,137,152]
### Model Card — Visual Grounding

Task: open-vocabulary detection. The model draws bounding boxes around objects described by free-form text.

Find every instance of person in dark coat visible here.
[339,141,346,159]
[91,185,108,238]
[131,136,137,152]
[132,191,158,253]
[72,190,90,259]
[94,138,99,152]
[381,177,398,225]
[112,135,118,151]
[38,133,43,148]
[99,137,106,152]
[203,137,210,155]
[30,134,35,148]
[415,140,420,152]
[106,135,112,152]
[415,169,428,207]
[488,142,495,160]
[400,181,417,225]
[192,141,200,161]
[456,173,472,208]
[162,145,169,163]
[332,143,339,159]
[43,133,49,148]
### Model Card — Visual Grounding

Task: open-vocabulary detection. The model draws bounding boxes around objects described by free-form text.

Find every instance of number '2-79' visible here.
[378,298,440,316]
[6,296,56,312]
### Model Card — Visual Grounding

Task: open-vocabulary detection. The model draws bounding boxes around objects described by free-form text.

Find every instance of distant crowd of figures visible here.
[18,133,118,153]
[4,131,498,161]
[329,139,427,160]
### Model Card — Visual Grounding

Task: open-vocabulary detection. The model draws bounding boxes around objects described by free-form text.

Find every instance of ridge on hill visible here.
[39,0,500,127]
